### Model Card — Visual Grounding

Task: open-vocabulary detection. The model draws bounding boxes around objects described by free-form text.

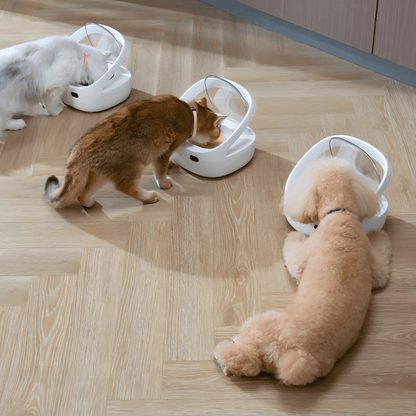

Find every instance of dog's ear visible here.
[283,177,319,224]
[350,173,380,221]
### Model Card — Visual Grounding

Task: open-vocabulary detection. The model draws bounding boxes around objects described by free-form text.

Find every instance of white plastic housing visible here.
[285,135,392,235]
[172,77,256,178]
[62,24,132,112]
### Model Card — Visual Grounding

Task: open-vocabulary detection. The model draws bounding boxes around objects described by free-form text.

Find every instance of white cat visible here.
[0,36,111,138]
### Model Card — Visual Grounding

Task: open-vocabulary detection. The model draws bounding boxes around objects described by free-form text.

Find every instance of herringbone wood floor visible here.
[0,1,415,415]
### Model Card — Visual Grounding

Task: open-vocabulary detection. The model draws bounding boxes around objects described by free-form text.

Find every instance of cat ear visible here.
[197,97,208,107]
[214,115,227,127]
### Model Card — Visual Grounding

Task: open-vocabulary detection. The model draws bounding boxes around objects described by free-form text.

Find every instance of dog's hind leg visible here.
[368,230,392,289]
[283,231,308,283]
[276,348,322,386]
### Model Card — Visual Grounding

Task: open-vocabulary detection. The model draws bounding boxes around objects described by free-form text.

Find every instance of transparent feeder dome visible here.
[327,137,381,186]
[202,75,249,134]
[172,75,257,178]
[86,23,121,59]
[284,135,392,235]
[62,23,132,112]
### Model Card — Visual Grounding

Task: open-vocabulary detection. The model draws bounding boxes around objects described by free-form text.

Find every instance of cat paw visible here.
[6,119,26,130]
[79,197,96,209]
[158,177,172,189]
[142,191,160,204]
[47,104,64,116]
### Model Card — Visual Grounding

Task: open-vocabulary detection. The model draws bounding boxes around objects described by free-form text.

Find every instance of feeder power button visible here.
[190,155,199,162]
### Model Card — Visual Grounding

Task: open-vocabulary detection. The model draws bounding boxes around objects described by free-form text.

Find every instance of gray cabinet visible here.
[373,0,416,71]
[237,0,377,53]
[237,0,416,70]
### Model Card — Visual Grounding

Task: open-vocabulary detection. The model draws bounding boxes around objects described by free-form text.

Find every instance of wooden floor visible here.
[1,0,415,414]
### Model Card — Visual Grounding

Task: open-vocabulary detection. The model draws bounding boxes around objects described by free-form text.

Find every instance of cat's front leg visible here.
[43,88,65,116]
[6,118,26,131]
[153,154,172,189]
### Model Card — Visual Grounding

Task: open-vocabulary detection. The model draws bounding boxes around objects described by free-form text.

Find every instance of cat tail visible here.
[45,169,87,208]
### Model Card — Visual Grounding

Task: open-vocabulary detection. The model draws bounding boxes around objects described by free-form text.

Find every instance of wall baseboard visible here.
[201,0,416,89]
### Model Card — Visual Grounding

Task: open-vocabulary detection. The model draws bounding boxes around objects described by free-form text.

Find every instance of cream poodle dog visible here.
[214,157,392,386]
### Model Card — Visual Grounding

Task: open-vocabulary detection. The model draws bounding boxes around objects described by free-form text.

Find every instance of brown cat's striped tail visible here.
[45,171,87,208]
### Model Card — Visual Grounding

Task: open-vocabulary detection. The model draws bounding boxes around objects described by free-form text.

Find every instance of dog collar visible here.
[189,106,197,139]
[314,208,347,229]
[326,208,346,216]
[83,53,87,64]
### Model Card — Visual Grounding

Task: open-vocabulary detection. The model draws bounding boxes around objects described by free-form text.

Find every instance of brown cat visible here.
[45,95,225,208]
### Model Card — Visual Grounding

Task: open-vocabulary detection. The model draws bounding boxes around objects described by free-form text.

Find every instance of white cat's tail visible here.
[45,171,87,209]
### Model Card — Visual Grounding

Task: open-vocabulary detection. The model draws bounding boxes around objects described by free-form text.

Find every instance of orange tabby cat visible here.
[45,95,224,208]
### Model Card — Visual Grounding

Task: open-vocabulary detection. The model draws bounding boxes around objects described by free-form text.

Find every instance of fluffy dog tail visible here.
[45,170,87,209]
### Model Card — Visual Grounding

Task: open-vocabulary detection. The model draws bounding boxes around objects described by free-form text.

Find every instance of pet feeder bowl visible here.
[62,23,131,112]
[172,75,256,178]
[285,135,392,235]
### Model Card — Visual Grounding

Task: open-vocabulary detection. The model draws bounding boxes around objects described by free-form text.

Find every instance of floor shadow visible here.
[52,149,296,276]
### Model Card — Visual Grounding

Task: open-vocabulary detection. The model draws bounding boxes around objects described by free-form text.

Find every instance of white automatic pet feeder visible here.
[62,23,131,112]
[285,135,392,235]
[172,75,256,178]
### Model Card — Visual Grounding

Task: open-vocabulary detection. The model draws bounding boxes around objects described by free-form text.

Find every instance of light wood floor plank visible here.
[382,212,416,289]
[0,116,48,176]
[156,19,193,96]
[382,80,416,176]
[60,248,126,415]
[0,197,173,223]
[243,80,385,98]
[222,18,256,68]
[288,132,324,163]
[0,276,33,306]
[253,134,289,158]
[109,221,170,400]
[255,96,355,116]
[251,151,296,292]
[0,306,24,400]
[251,115,323,134]
[126,31,163,95]
[0,222,131,249]
[191,15,224,85]
[0,276,78,414]
[106,398,416,416]
[213,166,262,326]
[164,196,215,361]
[224,64,383,82]
[0,248,82,276]
[162,359,416,400]
[351,96,416,209]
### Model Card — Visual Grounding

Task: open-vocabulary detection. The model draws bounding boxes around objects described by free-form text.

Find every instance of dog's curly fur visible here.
[214,157,392,386]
